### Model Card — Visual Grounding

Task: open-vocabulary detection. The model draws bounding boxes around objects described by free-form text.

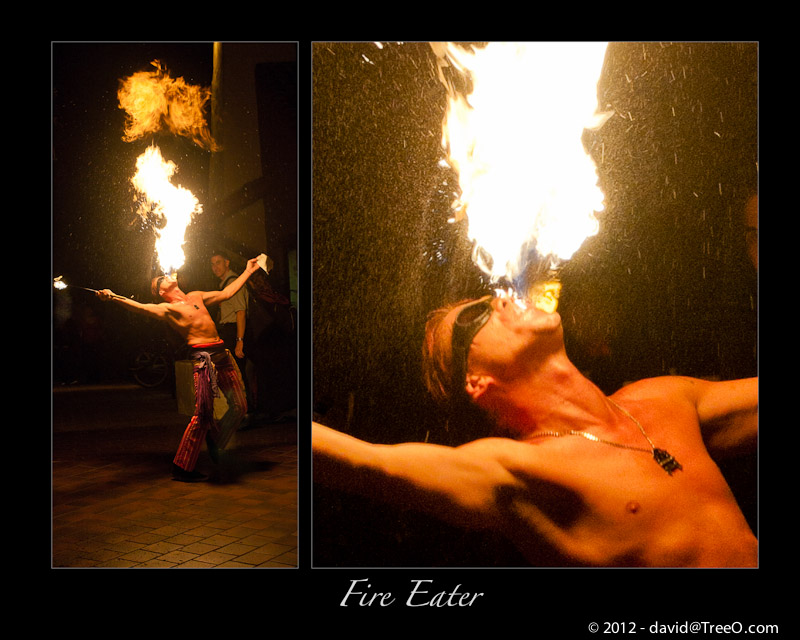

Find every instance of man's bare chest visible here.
[503,438,739,566]
[167,296,208,325]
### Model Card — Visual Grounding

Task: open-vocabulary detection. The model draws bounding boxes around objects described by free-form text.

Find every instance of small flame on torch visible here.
[53,276,126,299]
[434,42,610,312]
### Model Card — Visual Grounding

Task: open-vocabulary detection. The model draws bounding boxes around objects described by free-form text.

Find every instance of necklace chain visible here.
[607,398,657,450]
[528,397,683,475]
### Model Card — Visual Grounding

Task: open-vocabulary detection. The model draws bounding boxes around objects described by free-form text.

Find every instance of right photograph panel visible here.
[311,42,758,569]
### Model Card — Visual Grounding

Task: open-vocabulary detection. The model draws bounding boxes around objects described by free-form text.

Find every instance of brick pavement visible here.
[52,384,297,568]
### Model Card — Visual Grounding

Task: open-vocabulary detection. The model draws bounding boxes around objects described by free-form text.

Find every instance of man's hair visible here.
[422,298,497,445]
[421,299,473,406]
[150,276,165,301]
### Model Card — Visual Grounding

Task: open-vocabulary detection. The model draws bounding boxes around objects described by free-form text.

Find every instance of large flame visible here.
[118,61,214,277]
[435,42,610,303]
[118,60,218,151]
[131,144,202,275]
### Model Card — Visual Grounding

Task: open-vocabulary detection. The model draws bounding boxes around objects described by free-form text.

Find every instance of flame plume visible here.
[434,42,610,307]
[131,144,202,276]
[118,60,218,151]
[118,61,214,278]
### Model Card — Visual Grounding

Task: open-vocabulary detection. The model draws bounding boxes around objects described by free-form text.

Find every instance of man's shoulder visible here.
[457,435,539,459]
[611,375,698,404]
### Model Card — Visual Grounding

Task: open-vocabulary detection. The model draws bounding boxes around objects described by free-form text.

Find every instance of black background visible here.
[51,41,778,630]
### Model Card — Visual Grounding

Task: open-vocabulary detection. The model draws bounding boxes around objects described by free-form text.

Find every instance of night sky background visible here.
[312,42,758,567]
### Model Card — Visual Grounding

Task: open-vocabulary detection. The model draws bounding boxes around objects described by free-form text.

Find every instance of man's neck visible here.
[489,354,615,439]
[163,289,188,304]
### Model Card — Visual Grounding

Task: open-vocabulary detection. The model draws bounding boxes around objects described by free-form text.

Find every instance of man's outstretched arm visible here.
[96,289,168,320]
[312,422,522,529]
[692,377,758,455]
[202,257,260,307]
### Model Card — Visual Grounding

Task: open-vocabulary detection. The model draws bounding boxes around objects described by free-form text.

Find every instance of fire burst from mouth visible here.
[118,59,218,151]
[119,60,215,277]
[131,144,202,276]
[434,42,610,296]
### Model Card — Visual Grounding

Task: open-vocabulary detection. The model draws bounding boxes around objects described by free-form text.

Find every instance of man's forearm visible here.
[116,296,163,318]
[98,291,160,318]
[312,422,379,491]
[222,269,254,300]
[236,310,246,341]
[312,422,506,529]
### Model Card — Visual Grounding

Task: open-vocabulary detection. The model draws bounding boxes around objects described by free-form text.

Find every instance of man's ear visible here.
[465,373,494,402]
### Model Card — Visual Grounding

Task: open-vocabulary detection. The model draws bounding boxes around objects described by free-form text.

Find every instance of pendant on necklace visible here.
[653,448,682,475]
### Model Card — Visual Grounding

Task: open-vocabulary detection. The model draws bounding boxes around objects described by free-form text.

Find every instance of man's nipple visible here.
[626,501,641,515]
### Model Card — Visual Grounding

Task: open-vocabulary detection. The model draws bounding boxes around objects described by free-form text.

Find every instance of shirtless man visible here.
[97,257,261,482]
[313,294,758,567]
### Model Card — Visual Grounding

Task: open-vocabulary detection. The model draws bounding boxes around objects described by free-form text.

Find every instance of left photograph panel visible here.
[52,42,298,568]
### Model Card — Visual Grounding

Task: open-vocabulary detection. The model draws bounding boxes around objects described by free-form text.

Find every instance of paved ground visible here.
[52,383,297,568]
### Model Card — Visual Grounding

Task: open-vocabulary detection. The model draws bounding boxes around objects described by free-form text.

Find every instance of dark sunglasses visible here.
[450,296,493,395]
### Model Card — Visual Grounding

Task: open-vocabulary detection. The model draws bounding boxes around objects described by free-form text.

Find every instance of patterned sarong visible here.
[173,340,247,471]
